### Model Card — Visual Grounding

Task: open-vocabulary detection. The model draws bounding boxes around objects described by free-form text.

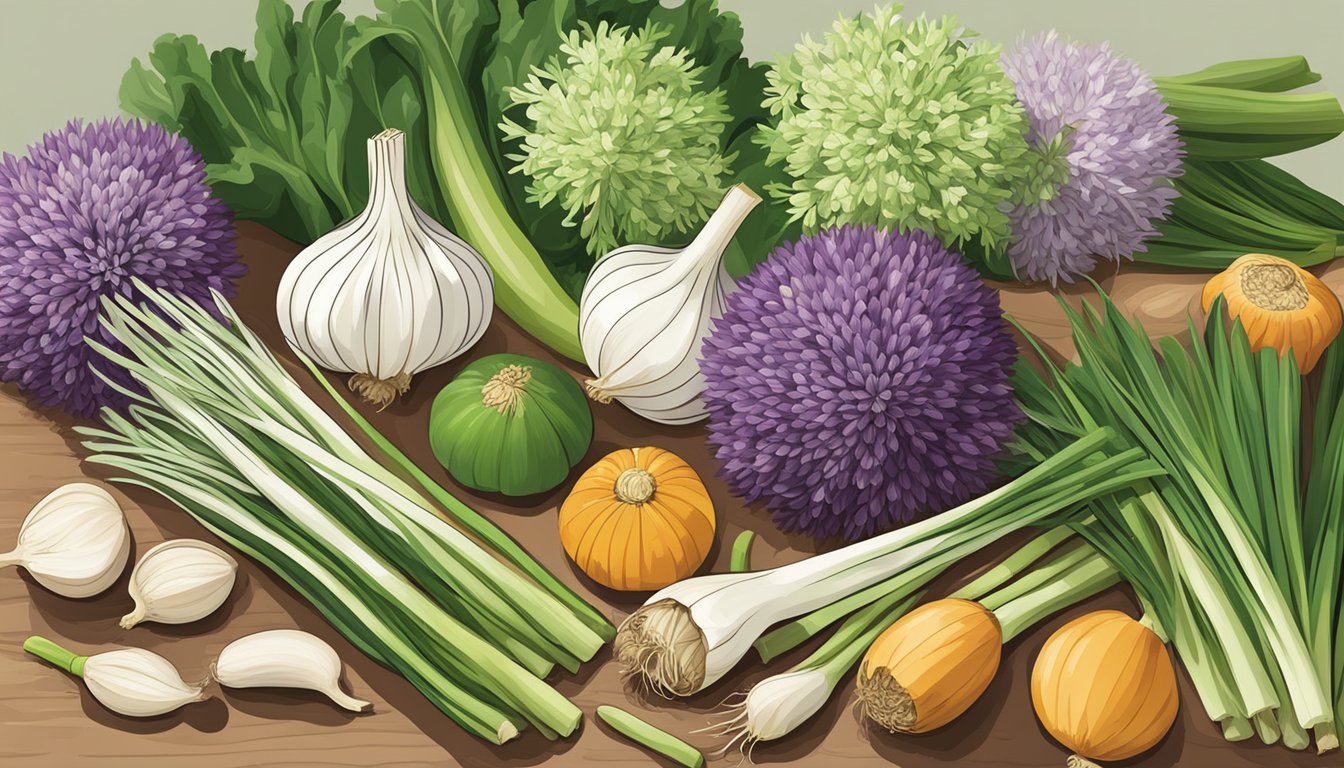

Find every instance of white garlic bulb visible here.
[25,636,207,718]
[122,539,238,629]
[213,629,371,712]
[580,184,760,424]
[277,128,494,409]
[0,483,130,598]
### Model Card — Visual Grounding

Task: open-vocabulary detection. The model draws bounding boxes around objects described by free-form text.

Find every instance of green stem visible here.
[24,636,87,677]
[808,591,923,685]
[991,549,1120,642]
[596,706,704,768]
[352,8,583,361]
[1156,57,1323,93]
[729,531,756,573]
[950,526,1073,602]
[299,350,614,642]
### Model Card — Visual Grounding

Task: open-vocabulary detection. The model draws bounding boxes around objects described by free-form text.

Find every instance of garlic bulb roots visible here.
[122,539,238,628]
[25,636,207,718]
[277,129,494,409]
[213,629,371,712]
[0,483,130,598]
[579,184,760,424]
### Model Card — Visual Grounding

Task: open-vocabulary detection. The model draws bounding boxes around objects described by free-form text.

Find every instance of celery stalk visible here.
[1156,56,1323,93]
[351,0,583,361]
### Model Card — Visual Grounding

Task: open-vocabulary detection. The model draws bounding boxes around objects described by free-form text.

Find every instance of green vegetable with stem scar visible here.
[429,354,593,497]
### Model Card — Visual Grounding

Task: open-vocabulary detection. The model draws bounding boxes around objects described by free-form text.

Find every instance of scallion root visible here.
[614,599,707,697]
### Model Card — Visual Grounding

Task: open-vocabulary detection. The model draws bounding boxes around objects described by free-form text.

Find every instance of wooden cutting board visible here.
[0,223,1338,767]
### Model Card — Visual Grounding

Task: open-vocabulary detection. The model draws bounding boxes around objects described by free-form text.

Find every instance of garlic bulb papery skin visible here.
[213,629,371,713]
[277,128,494,409]
[580,184,760,425]
[0,483,130,598]
[25,636,207,718]
[122,539,238,629]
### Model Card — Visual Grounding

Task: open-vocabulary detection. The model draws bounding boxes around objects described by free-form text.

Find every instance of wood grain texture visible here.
[0,224,1339,767]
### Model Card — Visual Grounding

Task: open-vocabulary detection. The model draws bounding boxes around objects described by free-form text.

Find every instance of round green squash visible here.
[429,354,593,496]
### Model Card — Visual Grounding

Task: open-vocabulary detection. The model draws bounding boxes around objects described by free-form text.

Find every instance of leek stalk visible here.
[1010,292,1342,752]
[81,284,600,741]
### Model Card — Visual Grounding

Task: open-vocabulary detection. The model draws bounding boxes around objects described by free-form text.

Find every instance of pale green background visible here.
[1,0,1340,196]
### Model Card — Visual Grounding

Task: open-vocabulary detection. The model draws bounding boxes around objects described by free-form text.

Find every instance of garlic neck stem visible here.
[24,635,87,677]
[681,184,761,268]
[0,549,24,568]
[367,128,413,218]
[120,601,147,630]
[325,686,374,713]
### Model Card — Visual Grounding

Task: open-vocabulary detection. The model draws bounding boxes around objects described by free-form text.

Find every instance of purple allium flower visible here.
[700,226,1021,541]
[1001,31,1183,284]
[0,118,242,417]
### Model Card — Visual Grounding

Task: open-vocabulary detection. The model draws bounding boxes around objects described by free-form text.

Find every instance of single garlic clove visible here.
[122,539,238,629]
[213,629,371,712]
[0,483,131,598]
[579,184,760,425]
[25,636,207,718]
[85,647,209,717]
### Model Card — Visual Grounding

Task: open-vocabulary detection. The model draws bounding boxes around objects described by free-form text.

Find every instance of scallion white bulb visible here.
[25,636,207,718]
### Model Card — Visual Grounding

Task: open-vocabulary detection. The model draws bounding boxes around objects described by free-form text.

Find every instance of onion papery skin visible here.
[1031,610,1180,763]
[856,598,1002,734]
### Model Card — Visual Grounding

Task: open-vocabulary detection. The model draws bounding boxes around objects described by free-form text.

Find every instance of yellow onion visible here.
[855,598,1001,733]
[1031,610,1179,766]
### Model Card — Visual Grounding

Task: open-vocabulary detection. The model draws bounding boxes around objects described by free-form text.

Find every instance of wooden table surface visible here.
[1,223,1340,767]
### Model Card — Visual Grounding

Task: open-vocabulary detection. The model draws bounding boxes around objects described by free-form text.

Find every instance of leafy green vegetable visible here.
[500,21,735,258]
[120,0,774,328]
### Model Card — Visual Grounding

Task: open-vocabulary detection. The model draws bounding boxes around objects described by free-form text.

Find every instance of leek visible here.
[81,283,604,741]
[1010,291,1342,752]
[615,428,1162,695]
[716,534,1114,752]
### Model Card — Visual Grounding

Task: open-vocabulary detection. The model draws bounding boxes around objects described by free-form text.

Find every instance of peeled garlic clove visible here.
[579,184,760,425]
[24,635,207,718]
[122,539,238,629]
[277,128,494,409]
[213,629,371,712]
[0,483,130,598]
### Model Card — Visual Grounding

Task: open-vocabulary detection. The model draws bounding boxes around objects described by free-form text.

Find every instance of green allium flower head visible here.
[500,21,734,257]
[758,5,1033,250]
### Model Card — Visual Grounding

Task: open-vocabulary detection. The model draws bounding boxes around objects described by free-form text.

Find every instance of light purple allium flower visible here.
[700,226,1021,541]
[1001,31,1184,284]
[0,118,242,417]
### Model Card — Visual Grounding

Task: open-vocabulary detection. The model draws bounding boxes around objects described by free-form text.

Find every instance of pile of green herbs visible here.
[1009,292,1344,753]
[78,282,613,744]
